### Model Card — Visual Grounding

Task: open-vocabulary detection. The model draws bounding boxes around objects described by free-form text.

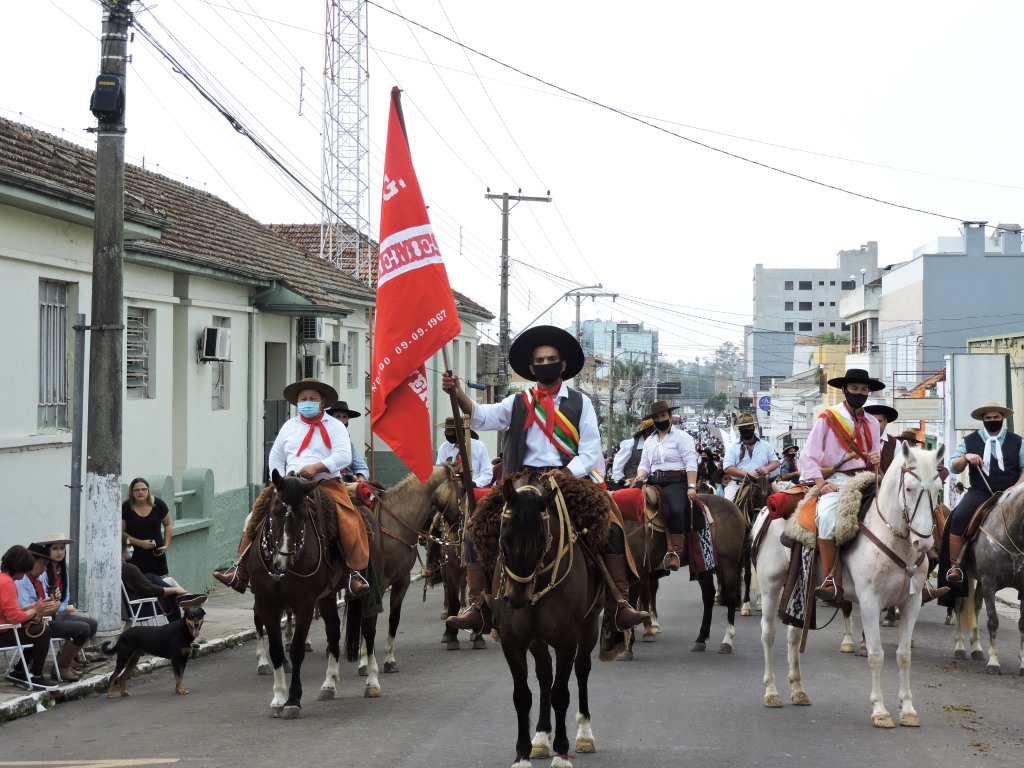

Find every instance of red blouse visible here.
[0,573,31,625]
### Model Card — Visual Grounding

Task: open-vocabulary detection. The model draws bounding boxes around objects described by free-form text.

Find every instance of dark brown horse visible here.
[734,475,773,616]
[249,471,381,717]
[489,474,607,767]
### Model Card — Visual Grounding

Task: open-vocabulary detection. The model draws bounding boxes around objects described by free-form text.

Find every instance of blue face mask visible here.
[298,401,321,418]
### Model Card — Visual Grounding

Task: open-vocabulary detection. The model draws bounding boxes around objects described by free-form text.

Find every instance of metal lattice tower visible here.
[321,0,370,282]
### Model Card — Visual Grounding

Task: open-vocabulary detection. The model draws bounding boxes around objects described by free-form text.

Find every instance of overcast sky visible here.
[8,2,1023,362]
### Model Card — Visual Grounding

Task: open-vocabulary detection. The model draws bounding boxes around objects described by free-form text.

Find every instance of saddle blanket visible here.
[609,487,645,521]
[766,485,808,521]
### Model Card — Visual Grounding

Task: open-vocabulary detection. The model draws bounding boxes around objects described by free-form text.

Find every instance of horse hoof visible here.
[358,664,368,677]
[954,649,967,660]
[530,742,551,759]
[872,713,895,729]
[791,691,811,706]
[446,640,460,651]
[986,665,1001,676]
[764,693,783,708]
[741,604,751,617]
[257,663,272,675]
[900,712,921,727]
[717,643,732,655]
[281,705,301,720]
[551,756,573,768]
[641,633,656,643]
[383,661,398,673]
[575,737,596,753]
[616,650,634,661]
[364,685,381,698]
[755,599,762,612]
[440,610,448,620]
[839,642,855,654]
[972,650,985,661]
[690,641,706,653]
[305,641,313,652]
[858,647,868,658]
[945,613,953,625]
[269,706,283,718]
[441,634,454,644]
[317,687,336,701]
[881,617,894,627]
[472,637,487,650]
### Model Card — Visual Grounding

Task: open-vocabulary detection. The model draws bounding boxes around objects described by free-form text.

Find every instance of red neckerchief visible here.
[522,380,563,443]
[30,575,45,600]
[296,413,332,457]
[843,401,873,453]
[739,438,757,462]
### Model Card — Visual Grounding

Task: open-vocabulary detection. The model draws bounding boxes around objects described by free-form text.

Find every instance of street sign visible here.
[758,395,771,414]
[893,397,944,421]
[656,381,682,395]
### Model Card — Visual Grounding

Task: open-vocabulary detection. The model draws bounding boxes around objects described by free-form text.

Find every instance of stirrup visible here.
[348,571,370,597]
[945,564,964,585]
[814,576,843,605]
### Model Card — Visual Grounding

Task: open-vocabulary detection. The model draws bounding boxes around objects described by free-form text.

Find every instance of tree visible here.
[816,332,850,345]
[704,392,729,413]
[712,342,741,376]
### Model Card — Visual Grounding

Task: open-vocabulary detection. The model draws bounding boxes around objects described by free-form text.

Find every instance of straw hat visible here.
[439,416,479,440]
[282,377,339,407]
[37,532,75,546]
[633,418,655,438]
[508,325,584,381]
[970,400,1014,420]
[735,413,758,429]
[827,368,885,392]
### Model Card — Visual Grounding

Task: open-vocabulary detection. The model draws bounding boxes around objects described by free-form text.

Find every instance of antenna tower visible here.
[321,0,371,282]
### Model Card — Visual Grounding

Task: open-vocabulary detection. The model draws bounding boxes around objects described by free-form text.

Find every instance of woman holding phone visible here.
[121,477,173,578]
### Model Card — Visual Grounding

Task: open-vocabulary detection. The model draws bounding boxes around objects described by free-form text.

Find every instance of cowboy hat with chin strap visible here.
[282,377,339,407]
[508,325,585,382]
[827,367,885,392]
[864,404,898,423]
[37,532,75,546]
[970,400,1014,420]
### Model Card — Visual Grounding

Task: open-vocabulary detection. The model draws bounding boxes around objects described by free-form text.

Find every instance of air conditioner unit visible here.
[301,354,323,379]
[198,327,231,361]
[300,316,326,343]
[328,341,348,366]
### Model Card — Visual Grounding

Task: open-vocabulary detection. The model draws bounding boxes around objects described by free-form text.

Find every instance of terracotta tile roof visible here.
[0,117,374,310]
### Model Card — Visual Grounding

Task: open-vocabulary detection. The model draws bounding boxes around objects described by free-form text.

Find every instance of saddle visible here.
[964,492,1004,544]
[784,472,876,550]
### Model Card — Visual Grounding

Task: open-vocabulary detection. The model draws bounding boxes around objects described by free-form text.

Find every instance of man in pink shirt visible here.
[801,369,882,604]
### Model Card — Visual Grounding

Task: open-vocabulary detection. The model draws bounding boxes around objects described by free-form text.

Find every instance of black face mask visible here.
[653,419,671,433]
[445,432,457,444]
[984,419,1003,434]
[532,362,563,387]
[845,391,869,411]
[739,428,756,441]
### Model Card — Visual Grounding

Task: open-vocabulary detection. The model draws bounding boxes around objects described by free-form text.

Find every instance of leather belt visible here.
[522,465,564,473]
[651,470,685,478]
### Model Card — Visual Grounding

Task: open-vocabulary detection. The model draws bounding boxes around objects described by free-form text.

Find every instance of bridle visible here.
[498,477,576,605]
[374,464,462,550]
[259,485,323,580]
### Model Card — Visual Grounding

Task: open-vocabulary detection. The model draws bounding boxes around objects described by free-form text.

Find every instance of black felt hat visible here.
[827,368,885,392]
[508,325,584,381]
[327,400,361,418]
[864,404,898,423]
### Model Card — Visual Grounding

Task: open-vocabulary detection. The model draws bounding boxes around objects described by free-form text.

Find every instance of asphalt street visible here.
[2,574,1022,768]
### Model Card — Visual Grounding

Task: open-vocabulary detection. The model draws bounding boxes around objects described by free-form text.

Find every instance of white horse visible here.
[753,442,944,728]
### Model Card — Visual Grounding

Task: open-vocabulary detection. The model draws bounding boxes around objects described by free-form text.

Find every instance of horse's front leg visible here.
[256,601,288,717]
[1017,595,1024,676]
[983,584,1002,674]
[574,609,600,753]
[548,640,576,767]
[529,640,553,759]
[895,592,922,727]
[318,595,341,700]
[362,614,381,697]
[860,593,893,728]
[384,576,410,673]
[741,546,753,616]
[282,604,314,718]
[839,601,856,653]
[501,636,534,768]
[692,572,715,652]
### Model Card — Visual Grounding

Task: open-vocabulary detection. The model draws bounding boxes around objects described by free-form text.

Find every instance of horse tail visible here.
[960,580,978,630]
[344,597,362,662]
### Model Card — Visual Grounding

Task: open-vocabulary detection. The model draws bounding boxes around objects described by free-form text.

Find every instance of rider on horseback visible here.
[213,378,371,598]
[721,413,780,502]
[441,325,650,633]
[943,400,1024,584]
[802,368,883,605]
[608,419,654,490]
[629,400,699,572]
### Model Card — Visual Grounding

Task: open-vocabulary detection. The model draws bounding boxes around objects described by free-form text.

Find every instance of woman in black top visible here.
[121,477,173,577]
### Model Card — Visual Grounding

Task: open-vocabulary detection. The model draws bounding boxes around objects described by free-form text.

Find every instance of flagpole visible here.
[442,345,477,513]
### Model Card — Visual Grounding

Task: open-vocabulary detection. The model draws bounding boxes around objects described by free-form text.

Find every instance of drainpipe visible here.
[247,305,255,505]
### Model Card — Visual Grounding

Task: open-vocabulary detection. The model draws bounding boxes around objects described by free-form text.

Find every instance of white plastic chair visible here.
[1,622,57,692]
[121,582,167,628]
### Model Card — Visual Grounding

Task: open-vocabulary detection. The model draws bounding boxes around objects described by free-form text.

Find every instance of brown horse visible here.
[362,465,461,671]
[249,471,381,717]
[734,475,773,616]
[484,473,608,767]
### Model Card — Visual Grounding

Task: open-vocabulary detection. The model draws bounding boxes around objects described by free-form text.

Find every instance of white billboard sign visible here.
[950,354,1010,430]
[893,397,944,422]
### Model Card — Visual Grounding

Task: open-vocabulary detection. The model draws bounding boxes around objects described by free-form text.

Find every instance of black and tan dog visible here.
[102,595,207,697]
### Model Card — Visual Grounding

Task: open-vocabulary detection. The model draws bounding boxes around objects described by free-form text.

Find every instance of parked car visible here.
[714,416,728,427]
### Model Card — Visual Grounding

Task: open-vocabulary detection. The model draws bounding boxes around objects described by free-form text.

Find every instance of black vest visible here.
[964,431,1022,492]
[623,437,645,480]
[503,387,584,476]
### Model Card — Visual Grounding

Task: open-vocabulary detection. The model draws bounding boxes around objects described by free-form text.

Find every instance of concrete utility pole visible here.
[484,189,551,400]
[607,329,616,455]
[84,0,133,634]
[569,289,618,342]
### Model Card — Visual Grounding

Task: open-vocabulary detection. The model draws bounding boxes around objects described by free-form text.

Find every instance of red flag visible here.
[371,87,462,481]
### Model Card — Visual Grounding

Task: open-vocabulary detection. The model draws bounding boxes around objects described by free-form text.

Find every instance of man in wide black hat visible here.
[327,400,369,480]
[865,404,898,474]
[801,368,883,605]
[442,325,648,632]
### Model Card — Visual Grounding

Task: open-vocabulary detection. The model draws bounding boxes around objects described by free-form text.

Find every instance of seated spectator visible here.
[16,543,92,682]
[120,536,188,622]
[38,533,98,666]
[0,545,56,688]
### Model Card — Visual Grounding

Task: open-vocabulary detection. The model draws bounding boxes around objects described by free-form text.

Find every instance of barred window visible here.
[38,280,69,429]
[126,306,152,400]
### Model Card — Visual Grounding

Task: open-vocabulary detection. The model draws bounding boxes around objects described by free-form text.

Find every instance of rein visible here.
[373,469,462,549]
[499,477,578,605]
[258,486,324,580]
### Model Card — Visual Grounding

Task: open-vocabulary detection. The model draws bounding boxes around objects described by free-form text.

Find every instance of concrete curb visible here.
[0,628,259,724]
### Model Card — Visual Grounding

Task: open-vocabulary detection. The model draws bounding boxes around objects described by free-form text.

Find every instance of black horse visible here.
[249,470,380,718]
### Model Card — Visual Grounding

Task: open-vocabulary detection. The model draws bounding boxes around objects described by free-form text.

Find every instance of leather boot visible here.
[946,534,965,584]
[446,563,488,632]
[813,538,844,605]
[213,534,251,594]
[347,570,370,598]
[921,582,950,603]
[53,642,82,682]
[665,533,686,572]
[602,554,650,630]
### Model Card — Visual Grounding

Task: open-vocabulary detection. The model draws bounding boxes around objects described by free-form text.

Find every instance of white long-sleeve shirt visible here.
[269,415,351,479]
[436,438,493,487]
[470,383,602,479]
[611,436,641,482]
[638,427,698,475]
